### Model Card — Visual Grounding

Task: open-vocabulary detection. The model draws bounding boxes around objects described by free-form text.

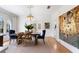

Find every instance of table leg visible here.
[35,35,38,45]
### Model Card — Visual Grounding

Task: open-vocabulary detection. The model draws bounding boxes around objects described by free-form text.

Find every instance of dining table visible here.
[17,32,40,45]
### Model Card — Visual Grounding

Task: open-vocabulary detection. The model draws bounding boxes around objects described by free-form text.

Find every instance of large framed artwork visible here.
[44,22,50,29]
[59,6,79,49]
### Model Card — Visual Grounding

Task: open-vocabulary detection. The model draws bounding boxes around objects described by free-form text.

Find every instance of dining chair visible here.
[37,30,46,44]
[9,30,17,44]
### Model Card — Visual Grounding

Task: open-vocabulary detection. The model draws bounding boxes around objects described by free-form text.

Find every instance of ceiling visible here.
[0,5,76,20]
[0,5,61,17]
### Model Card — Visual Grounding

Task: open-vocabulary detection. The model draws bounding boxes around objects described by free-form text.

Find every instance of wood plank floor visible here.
[4,37,71,53]
[46,37,71,53]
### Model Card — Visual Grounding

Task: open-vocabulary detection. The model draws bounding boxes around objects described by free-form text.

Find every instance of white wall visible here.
[18,13,53,36]
[31,13,52,36]
[18,16,30,32]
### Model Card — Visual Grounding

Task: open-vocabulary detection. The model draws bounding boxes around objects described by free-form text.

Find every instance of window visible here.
[0,16,4,33]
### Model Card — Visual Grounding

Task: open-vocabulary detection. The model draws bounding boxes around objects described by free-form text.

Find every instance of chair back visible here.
[9,30,17,40]
[42,30,46,39]
[9,30,15,34]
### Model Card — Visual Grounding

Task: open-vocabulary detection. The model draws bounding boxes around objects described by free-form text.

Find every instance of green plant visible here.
[25,24,34,31]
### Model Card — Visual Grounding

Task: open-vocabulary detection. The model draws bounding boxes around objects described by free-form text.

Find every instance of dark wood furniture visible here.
[0,34,6,46]
[0,35,3,46]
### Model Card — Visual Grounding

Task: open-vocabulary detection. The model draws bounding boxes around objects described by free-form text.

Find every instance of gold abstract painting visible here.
[59,6,79,48]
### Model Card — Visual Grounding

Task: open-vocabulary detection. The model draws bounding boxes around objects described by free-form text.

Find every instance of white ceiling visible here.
[0,5,28,16]
[0,5,76,20]
[0,5,61,17]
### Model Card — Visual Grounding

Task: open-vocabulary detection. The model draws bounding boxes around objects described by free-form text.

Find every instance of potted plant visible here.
[25,24,34,32]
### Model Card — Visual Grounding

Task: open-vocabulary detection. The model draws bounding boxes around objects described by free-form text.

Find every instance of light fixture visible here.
[27,5,33,20]
[47,6,51,9]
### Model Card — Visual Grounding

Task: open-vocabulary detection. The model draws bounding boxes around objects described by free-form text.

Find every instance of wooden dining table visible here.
[17,32,40,45]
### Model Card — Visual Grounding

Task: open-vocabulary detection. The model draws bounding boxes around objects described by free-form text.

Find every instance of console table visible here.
[0,33,6,46]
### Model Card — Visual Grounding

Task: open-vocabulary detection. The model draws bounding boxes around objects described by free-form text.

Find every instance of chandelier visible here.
[27,6,33,20]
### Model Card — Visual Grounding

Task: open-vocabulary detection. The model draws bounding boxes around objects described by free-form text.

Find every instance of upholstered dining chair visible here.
[9,30,17,44]
[37,30,46,44]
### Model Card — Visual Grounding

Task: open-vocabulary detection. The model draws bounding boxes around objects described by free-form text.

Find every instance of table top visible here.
[0,33,7,36]
[31,33,40,35]
[32,33,40,35]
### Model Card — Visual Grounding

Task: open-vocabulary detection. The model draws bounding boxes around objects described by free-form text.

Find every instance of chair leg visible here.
[9,39,11,44]
[43,39,45,44]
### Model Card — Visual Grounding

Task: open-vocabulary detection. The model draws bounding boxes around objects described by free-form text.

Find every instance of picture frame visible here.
[38,23,41,29]
[44,22,50,29]
[32,23,37,29]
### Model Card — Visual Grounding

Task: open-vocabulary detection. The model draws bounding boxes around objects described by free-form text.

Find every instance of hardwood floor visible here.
[4,37,71,53]
[46,37,71,53]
